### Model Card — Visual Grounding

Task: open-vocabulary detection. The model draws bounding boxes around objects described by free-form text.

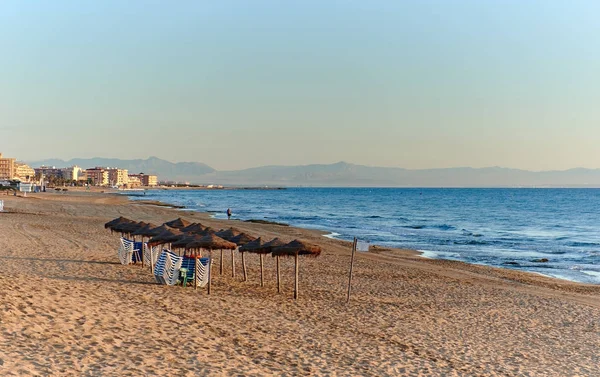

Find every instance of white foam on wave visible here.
[323,232,341,240]
[417,250,438,259]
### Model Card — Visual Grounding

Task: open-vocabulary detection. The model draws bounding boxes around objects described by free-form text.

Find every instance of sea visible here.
[128,188,600,285]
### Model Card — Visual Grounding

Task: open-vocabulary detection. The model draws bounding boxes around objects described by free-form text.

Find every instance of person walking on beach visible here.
[227,208,232,220]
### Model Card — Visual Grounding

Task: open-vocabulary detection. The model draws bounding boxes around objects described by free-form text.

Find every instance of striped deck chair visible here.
[153,249,170,284]
[163,252,183,286]
[143,243,151,269]
[118,238,139,265]
[153,250,183,286]
[195,258,210,288]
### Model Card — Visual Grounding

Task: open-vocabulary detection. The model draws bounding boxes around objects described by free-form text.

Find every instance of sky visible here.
[1,1,599,171]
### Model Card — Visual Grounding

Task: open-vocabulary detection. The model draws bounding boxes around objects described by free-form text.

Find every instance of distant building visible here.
[85,167,109,186]
[14,162,35,182]
[61,165,83,181]
[34,166,63,179]
[0,153,16,180]
[128,173,158,187]
[107,168,129,187]
[127,175,142,188]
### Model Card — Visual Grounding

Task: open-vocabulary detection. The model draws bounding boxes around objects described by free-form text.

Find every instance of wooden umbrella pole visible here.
[141,237,145,268]
[242,252,247,282]
[294,253,299,300]
[220,249,224,275]
[231,249,236,278]
[346,238,357,303]
[276,255,281,293]
[260,254,264,287]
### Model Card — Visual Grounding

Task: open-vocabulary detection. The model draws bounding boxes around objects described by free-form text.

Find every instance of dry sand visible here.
[0,191,599,376]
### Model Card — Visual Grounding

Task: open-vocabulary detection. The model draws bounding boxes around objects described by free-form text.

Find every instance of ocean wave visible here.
[402,224,456,230]
[404,225,426,229]
[323,232,341,239]
[568,242,600,247]
[454,240,490,246]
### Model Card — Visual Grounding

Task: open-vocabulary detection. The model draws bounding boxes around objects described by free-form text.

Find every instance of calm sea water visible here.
[129,188,600,284]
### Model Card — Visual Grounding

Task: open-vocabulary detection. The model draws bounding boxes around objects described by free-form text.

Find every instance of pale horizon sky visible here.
[1,1,599,171]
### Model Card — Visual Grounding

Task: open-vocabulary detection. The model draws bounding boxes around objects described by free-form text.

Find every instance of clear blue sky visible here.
[1,1,599,171]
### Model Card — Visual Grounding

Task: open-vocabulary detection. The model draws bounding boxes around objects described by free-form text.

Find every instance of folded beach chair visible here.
[153,249,169,284]
[143,243,152,270]
[117,238,139,265]
[195,257,210,288]
[153,250,183,286]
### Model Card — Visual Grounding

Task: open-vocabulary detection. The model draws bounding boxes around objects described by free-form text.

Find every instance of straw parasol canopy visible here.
[148,228,183,247]
[164,218,191,229]
[171,234,203,250]
[104,216,130,229]
[144,224,178,237]
[272,240,321,257]
[230,233,257,246]
[187,233,237,278]
[272,240,321,300]
[128,221,151,234]
[111,220,141,234]
[186,233,237,251]
[180,223,205,233]
[215,228,241,241]
[131,223,158,237]
[106,218,134,231]
[240,237,284,254]
[200,227,217,236]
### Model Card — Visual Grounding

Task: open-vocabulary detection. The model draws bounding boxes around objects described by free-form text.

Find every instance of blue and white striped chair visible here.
[153,250,183,286]
[118,238,140,265]
[195,257,210,288]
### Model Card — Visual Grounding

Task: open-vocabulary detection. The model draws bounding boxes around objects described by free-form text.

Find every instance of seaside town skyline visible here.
[0,151,158,188]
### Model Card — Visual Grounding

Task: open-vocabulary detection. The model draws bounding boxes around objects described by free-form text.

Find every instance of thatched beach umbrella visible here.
[187,234,237,295]
[230,233,257,281]
[128,221,150,237]
[111,220,141,236]
[180,223,205,233]
[240,237,284,287]
[215,227,241,241]
[148,228,183,247]
[145,224,178,237]
[104,216,131,232]
[106,218,134,234]
[172,234,203,255]
[200,227,217,236]
[164,217,191,229]
[131,223,157,238]
[273,240,321,300]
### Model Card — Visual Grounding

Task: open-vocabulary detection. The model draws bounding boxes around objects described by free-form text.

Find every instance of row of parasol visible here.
[104,216,321,299]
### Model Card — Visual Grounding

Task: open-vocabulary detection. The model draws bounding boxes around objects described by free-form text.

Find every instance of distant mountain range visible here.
[27,157,600,187]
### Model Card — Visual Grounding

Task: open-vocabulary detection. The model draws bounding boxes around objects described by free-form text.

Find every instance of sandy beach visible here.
[0,191,599,376]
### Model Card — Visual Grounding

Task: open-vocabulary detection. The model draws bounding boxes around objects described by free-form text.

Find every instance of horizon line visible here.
[23,155,600,173]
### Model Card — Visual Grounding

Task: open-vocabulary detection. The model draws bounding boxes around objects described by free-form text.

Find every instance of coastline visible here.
[1,191,599,376]
[130,195,597,286]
